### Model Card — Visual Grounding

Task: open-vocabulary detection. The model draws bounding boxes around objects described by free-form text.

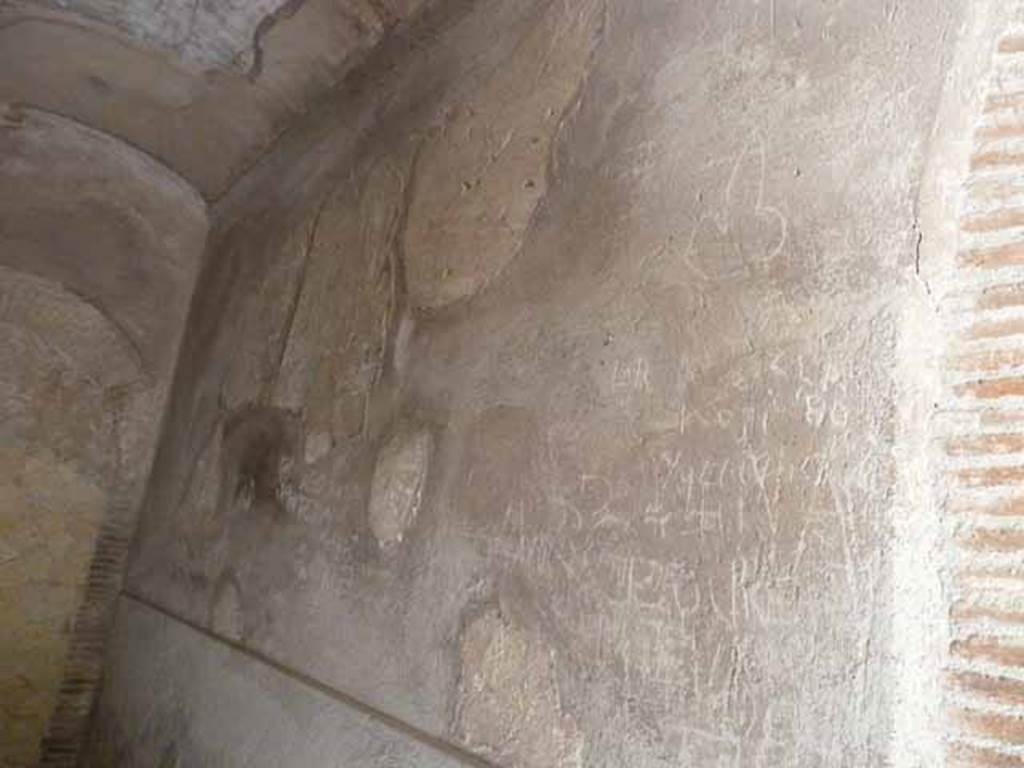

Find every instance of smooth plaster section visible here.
[83,596,470,768]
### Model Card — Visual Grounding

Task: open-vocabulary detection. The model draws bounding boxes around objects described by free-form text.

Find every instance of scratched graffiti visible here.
[451,341,890,763]
[681,132,789,281]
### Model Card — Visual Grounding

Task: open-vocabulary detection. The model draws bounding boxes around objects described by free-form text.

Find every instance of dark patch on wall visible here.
[219,405,300,521]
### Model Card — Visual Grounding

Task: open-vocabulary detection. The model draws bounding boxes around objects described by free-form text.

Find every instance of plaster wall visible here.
[90,0,994,765]
[0,107,207,767]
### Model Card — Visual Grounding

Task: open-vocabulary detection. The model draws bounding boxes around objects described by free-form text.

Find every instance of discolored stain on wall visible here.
[0,0,431,197]
[272,155,410,443]
[220,405,301,523]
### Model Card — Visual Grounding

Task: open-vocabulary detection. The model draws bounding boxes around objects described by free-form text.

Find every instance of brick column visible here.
[944,27,1024,767]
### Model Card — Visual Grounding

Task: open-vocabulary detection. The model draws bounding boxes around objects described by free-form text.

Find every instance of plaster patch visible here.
[0,448,106,768]
[403,0,602,309]
[368,429,431,548]
[456,608,582,767]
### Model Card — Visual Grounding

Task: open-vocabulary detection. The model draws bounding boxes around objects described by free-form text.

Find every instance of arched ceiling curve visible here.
[18,0,295,72]
[0,103,210,768]
[0,105,207,377]
[0,0,428,198]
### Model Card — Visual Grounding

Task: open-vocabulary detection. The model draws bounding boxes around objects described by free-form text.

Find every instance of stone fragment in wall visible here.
[456,609,582,767]
[403,0,602,309]
[368,428,431,549]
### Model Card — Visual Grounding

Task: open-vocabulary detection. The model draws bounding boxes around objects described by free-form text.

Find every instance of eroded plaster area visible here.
[104,0,970,766]
[0,106,207,767]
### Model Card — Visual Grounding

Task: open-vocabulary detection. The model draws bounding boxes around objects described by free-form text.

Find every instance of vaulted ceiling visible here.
[0,0,427,198]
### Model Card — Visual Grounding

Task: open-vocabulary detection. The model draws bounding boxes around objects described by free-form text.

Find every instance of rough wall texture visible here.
[0,106,207,767]
[95,0,978,766]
